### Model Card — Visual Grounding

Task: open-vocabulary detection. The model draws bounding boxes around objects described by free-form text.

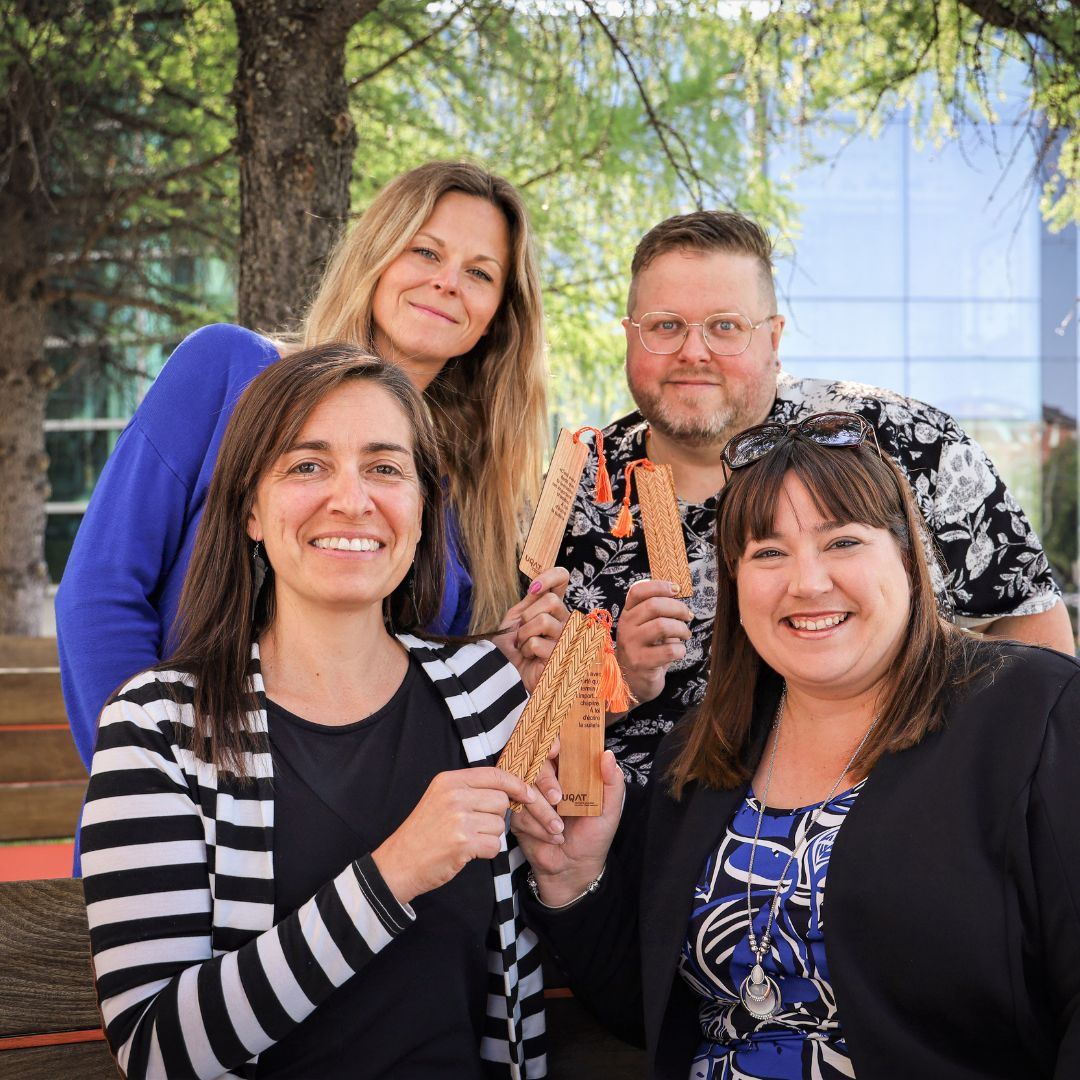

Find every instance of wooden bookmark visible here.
[520,426,612,579]
[635,464,693,597]
[556,645,604,817]
[498,610,605,810]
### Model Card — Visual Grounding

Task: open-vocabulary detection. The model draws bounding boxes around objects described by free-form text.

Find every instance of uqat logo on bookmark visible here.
[519,426,612,579]
[556,642,604,817]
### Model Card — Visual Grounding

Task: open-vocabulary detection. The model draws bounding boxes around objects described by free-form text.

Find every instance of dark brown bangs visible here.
[718,439,909,573]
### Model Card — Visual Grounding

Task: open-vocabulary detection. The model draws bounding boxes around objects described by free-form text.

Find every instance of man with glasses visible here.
[559,209,1073,787]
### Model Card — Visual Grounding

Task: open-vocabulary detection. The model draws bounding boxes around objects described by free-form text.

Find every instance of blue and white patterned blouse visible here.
[678,782,865,1079]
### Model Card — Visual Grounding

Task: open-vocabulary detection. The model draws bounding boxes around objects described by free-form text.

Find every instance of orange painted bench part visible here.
[0,842,75,882]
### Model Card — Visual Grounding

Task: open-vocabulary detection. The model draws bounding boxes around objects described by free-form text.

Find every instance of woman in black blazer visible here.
[516,413,1080,1079]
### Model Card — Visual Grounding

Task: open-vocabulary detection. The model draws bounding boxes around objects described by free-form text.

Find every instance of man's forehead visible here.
[633,249,765,303]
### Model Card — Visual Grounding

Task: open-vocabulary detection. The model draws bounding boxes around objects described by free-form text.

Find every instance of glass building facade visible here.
[771,109,1079,635]
[43,259,233,590]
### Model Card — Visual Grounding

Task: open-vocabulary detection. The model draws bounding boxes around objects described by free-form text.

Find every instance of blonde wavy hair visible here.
[298,161,548,632]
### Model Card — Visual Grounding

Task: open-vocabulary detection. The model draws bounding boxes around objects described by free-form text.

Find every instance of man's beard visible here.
[629,380,757,449]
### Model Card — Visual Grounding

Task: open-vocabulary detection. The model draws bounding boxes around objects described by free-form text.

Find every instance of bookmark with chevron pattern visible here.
[498,610,605,811]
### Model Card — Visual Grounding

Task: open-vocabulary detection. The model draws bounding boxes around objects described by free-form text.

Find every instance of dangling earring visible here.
[251,540,269,623]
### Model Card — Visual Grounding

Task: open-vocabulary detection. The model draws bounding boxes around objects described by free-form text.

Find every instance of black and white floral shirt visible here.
[561,372,1061,785]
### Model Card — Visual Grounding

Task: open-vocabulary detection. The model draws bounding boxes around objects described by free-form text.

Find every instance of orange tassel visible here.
[595,448,613,503]
[610,458,655,538]
[588,609,633,712]
[573,426,613,504]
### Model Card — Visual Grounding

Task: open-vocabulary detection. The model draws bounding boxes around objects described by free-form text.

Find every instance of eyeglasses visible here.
[721,412,881,470]
[627,311,777,356]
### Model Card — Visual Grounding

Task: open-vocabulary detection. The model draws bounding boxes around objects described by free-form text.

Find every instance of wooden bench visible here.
[0,636,85,845]
[0,878,115,1078]
[0,877,644,1079]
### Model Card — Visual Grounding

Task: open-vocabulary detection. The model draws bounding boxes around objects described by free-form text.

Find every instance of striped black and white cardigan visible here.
[81,636,547,1079]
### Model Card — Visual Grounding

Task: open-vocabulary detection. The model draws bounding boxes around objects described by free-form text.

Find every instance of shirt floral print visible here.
[560,373,1060,785]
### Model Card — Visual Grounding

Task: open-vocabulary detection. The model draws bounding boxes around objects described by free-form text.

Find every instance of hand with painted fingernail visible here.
[494,567,571,692]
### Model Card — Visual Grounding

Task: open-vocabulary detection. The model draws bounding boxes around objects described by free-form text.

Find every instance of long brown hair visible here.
[300,161,547,632]
[166,344,446,774]
[668,436,985,797]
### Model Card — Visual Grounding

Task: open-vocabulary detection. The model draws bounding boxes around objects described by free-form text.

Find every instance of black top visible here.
[256,656,494,1079]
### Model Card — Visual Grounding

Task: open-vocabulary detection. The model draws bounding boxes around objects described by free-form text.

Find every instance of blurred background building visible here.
[771,86,1078,629]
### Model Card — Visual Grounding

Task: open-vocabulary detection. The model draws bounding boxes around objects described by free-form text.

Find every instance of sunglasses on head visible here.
[721,411,882,471]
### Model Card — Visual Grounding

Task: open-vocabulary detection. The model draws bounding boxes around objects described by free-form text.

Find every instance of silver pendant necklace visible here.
[739,685,878,1020]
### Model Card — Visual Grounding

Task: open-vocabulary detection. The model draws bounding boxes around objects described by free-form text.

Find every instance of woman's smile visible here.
[783,611,850,633]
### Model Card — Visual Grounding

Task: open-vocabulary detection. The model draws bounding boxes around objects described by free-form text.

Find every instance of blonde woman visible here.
[57,161,554,789]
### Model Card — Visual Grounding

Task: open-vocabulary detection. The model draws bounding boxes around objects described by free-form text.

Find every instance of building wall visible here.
[772,108,1079,632]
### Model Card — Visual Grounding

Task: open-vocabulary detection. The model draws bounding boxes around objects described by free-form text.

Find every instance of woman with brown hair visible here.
[515,413,1080,1079]
[58,160,552,781]
[80,344,553,1079]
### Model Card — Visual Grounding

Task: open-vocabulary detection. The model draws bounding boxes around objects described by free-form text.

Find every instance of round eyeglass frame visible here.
[627,310,778,356]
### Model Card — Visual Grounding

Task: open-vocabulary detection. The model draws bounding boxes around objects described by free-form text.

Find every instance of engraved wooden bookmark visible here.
[559,609,632,816]
[498,610,605,810]
[556,646,604,817]
[611,459,692,598]
[519,427,612,579]
[636,464,693,597]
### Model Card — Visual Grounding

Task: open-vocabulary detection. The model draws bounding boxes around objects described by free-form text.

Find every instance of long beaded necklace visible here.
[739,686,879,1020]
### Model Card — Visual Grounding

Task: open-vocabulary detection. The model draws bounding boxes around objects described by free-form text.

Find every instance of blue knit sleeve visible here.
[55,324,278,773]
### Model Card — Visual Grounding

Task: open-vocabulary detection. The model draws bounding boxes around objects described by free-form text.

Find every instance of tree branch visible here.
[578,0,705,207]
[349,1,469,87]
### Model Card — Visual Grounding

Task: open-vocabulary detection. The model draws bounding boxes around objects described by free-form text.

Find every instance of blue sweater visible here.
[56,324,474,776]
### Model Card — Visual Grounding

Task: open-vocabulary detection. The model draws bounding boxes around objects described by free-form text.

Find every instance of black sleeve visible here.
[1028,667,1080,1077]
[522,788,650,1047]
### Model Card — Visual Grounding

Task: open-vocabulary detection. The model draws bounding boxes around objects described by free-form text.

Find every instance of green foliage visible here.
[20,0,1073,426]
[2,0,238,381]
[1043,433,1079,584]
[342,0,795,425]
[728,0,1080,232]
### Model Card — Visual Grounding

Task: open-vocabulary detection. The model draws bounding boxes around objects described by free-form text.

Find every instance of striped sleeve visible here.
[439,641,546,1078]
[81,686,415,1079]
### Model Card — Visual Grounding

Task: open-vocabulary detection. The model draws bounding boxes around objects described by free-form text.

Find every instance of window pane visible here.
[908,129,1039,300]
[46,430,122,504]
[908,299,1038,358]
[773,122,904,298]
[46,514,83,584]
[782,299,904,360]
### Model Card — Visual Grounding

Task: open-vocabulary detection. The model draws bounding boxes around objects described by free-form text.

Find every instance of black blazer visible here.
[527,642,1080,1079]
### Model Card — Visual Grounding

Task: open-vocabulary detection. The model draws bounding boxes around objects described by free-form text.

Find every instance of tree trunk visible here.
[0,61,55,634]
[231,0,380,331]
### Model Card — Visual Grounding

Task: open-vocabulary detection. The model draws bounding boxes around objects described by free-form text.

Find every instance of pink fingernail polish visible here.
[528,580,543,594]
